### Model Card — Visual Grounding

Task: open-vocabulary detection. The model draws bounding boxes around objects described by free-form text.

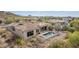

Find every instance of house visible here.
[47,19,69,31]
[48,19,67,26]
[63,17,72,23]
[7,21,50,40]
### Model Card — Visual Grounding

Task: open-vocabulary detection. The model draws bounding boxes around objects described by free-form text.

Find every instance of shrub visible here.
[67,27,76,33]
[68,31,79,47]
[69,20,79,31]
[5,19,13,24]
[48,40,68,48]
[16,37,26,46]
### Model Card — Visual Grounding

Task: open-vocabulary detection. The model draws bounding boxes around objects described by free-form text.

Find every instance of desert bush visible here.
[69,20,79,31]
[48,40,68,48]
[5,19,13,24]
[16,37,26,46]
[68,31,79,47]
[67,26,76,33]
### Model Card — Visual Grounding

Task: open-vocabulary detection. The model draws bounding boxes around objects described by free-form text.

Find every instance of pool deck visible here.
[37,31,58,40]
[36,31,68,48]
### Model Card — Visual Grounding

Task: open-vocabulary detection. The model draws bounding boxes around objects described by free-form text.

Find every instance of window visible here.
[36,29,39,32]
[36,29,40,34]
[27,31,34,37]
[0,20,2,24]
[44,26,47,30]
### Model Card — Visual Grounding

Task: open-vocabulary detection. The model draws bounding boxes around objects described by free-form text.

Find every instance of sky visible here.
[10,11,79,17]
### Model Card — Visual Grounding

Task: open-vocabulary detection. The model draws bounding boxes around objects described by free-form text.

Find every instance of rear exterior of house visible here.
[8,22,50,40]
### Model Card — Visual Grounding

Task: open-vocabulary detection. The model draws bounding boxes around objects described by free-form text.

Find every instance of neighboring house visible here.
[48,19,67,26]
[63,17,73,22]
[7,21,50,40]
[47,19,69,30]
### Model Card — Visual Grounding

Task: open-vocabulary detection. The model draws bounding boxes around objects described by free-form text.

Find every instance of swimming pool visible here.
[40,31,57,39]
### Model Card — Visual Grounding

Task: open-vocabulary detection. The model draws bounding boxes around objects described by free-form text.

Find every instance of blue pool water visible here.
[42,31,56,39]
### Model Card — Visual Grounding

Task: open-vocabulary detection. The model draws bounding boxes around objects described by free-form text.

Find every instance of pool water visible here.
[41,31,56,39]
